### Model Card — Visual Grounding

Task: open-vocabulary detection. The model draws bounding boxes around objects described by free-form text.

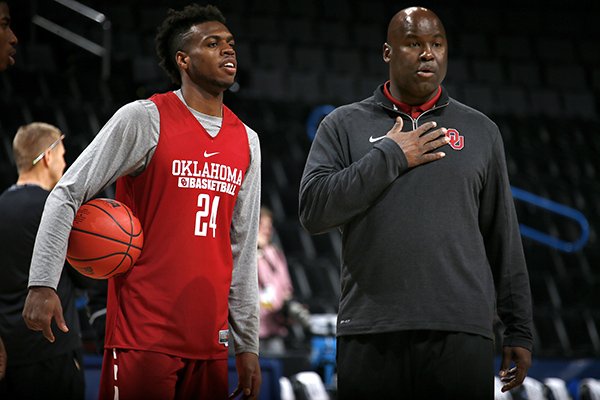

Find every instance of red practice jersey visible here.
[110,92,250,359]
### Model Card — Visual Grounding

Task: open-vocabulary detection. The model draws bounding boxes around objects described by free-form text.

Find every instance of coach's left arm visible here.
[480,129,533,391]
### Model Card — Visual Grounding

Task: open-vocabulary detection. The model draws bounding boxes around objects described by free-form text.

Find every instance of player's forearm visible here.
[229,238,260,355]
[28,188,77,288]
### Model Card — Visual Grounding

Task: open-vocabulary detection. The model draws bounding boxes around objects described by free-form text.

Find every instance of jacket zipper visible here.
[379,100,450,130]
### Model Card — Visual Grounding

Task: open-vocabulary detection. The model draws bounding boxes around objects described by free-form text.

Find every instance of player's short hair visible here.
[155,4,226,86]
[13,122,62,172]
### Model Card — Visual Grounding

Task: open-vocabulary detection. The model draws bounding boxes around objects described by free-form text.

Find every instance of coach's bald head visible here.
[383,6,447,104]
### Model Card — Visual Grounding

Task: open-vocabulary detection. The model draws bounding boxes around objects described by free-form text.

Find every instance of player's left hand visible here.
[230,352,261,399]
[499,346,532,392]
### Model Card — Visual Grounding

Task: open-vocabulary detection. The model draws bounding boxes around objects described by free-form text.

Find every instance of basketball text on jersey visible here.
[172,159,244,196]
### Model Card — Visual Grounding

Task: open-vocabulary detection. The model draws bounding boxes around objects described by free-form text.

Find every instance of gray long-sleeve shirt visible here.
[29,90,261,354]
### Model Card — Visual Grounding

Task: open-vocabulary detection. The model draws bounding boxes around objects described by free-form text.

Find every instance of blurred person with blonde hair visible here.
[0,123,85,399]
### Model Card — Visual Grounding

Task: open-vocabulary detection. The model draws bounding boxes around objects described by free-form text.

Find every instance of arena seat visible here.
[580,379,600,400]
[289,371,329,400]
[544,377,571,400]
[494,376,514,400]
[280,376,296,400]
[510,377,546,400]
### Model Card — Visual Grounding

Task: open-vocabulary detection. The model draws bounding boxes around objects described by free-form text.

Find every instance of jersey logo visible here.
[369,135,386,143]
[204,151,220,158]
[445,128,464,150]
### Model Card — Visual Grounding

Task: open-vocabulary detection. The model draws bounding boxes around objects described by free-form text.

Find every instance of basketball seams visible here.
[86,201,142,237]
[69,227,143,250]
[67,198,144,279]
[101,253,133,277]
[115,200,135,277]
[67,252,134,262]
[67,252,136,278]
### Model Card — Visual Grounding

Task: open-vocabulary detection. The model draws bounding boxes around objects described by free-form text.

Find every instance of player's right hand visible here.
[22,286,68,343]
[386,117,449,168]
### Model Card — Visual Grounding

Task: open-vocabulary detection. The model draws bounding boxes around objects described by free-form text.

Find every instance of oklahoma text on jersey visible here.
[172,159,244,196]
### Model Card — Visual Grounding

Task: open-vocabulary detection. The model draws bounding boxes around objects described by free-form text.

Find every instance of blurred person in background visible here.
[0,0,16,385]
[0,0,17,72]
[0,123,85,399]
[257,207,310,355]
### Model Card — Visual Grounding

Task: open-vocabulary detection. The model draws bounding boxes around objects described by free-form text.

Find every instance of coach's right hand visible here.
[22,286,68,343]
[386,117,449,168]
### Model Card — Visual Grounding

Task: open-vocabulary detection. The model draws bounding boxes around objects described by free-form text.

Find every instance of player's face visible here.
[179,21,236,95]
[0,2,18,72]
[384,9,447,105]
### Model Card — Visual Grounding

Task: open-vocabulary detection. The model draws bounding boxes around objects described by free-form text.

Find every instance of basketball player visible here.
[0,123,85,399]
[0,0,17,72]
[22,4,261,399]
[0,337,4,382]
[299,6,532,399]
[0,0,16,384]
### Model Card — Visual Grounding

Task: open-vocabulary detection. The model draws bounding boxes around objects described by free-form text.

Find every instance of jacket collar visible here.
[373,83,450,115]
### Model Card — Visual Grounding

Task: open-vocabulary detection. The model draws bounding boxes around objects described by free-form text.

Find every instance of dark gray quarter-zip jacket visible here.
[299,85,533,350]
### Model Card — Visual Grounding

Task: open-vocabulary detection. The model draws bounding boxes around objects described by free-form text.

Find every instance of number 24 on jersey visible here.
[195,193,220,238]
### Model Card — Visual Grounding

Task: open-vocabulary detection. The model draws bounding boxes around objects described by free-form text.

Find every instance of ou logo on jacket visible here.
[445,128,464,150]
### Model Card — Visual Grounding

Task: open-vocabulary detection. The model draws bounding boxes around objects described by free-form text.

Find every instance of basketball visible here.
[66,198,143,279]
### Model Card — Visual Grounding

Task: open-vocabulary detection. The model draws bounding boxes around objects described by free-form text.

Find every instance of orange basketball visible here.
[67,198,143,279]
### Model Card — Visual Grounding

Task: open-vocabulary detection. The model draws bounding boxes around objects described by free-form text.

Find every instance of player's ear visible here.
[176,50,189,71]
[383,43,392,63]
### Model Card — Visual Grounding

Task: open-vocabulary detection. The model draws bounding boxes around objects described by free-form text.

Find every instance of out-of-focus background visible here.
[1,1,599,399]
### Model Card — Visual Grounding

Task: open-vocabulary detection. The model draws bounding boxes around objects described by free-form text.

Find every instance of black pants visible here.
[337,330,494,400]
[0,348,85,400]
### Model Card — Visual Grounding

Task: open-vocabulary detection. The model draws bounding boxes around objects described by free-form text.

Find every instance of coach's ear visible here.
[383,43,392,63]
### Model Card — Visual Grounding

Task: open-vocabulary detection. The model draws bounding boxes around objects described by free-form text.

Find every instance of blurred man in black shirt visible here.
[0,123,85,399]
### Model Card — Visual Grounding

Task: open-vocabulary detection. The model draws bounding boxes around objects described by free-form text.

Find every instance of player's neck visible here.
[180,84,224,117]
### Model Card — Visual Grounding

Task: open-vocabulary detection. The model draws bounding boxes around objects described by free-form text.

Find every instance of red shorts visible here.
[98,348,228,400]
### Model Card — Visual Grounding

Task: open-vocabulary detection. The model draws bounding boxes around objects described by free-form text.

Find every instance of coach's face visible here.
[0,2,17,72]
[384,7,447,105]
[177,21,236,95]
